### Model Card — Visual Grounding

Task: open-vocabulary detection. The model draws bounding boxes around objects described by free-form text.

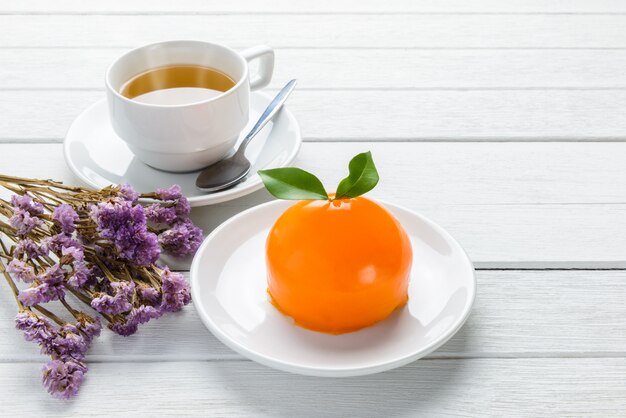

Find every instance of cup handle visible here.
[240,45,275,91]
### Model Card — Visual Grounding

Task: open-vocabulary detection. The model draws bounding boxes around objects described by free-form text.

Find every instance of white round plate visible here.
[190,199,476,377]
[63,92,301,206]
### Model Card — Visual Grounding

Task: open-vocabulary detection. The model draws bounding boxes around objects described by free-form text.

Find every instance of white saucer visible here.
[190,199,476,377]
[63,92,301,206]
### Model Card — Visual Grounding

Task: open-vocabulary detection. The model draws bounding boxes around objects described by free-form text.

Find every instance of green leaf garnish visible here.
[258,167,329,200]
[334,151,379,199]
[258,151,379,201]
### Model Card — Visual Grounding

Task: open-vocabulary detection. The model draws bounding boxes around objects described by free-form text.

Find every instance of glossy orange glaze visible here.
[266,196,413,334]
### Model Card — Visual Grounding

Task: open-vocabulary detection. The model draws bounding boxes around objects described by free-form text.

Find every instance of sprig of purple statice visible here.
[0,176,203,399]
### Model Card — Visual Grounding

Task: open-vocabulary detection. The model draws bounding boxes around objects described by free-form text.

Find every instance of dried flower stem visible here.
[32,305,66,326]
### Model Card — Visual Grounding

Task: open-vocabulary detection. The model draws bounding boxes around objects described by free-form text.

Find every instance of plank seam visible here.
[7,87,626,92]
[5,46,626,51]
[3,12,626,16]
[8,137,626,144]
[2,352,626,364]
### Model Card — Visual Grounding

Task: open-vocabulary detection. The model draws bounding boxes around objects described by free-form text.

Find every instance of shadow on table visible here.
[213,336,471,418]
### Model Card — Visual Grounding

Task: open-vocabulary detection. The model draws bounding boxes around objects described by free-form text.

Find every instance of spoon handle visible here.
[235,79,297,157]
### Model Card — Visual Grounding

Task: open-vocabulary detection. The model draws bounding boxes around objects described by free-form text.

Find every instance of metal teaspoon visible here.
[195,79,297,192]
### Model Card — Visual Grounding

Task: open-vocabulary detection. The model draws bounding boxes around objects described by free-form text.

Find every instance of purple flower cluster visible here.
[90,199,160,266]
[61,246,90,288]
[110,304,161,337]
[158,219,203,258]
[118,183,139,202]
[91,281,134,315]
[160,268,191,312]
[13,238,47,259]
[9,194,44,236]
[3,182,199,399]
[18,264,67,306]
[15,311,100,399]
[103,267,191,337]
[156,185,183,200]
[76,315,102,344]
[11,194,44,214]
[42,360,86,400]
[15,311,55,343]
[144,185,202,257]
[7,258,36,283]
[145,203,178,224]
[42,232,80,254]
[103,269,191,337]
[52,204,79,234]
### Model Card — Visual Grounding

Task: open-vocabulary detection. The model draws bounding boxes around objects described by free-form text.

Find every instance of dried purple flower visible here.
[110,280,135,298]
[109,304,161,337]
[59,246,90,288]
[39,264,65,285]
[44,324,89,361]
[90,281,135,315]
[18,282,65,306]
[14,238,47,259]
[10,210,43,236]
[138,286,160,305]
[61,246,84,264]
[109,319,138,337]
[42,233,80,254]
[158,218,203,257]
[175,196,191,217]
[145,203,178,225]
[52,204,79,234]
[47,324,89,361]
[131,305,161,324]
[118,184,139,202]
[160,268,191,313]
[7,258,36,283]
[76,315,101,343]
[42,360,86,400]
[90,294,131,315]
[11,194,44,215]
[90,200,160,266]
[129,231,160,266]
[15,311,55,344]
[156,185,182,200]
[67,265,89,288]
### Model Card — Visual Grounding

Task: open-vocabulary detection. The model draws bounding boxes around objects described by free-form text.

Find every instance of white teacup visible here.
[105,40,275,172]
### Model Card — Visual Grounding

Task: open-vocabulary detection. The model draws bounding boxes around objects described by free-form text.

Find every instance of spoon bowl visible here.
[195,154,251,192]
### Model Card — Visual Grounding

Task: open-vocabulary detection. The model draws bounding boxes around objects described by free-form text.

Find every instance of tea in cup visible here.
[105,40,275,172]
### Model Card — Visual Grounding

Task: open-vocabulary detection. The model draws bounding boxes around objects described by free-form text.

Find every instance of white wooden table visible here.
[1,1,626,416]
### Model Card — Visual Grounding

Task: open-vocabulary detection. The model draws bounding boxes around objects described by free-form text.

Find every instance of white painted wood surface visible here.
[6,90,626,141]
[3,15,626,48]
[3,359,626,417]
[0,1,625,416]
[6,49,626,89]
[5,0,626,14]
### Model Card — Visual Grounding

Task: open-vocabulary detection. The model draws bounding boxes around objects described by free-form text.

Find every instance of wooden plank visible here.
[2,270,626,362]
[0,143,625,267]
[4,0,626,14]
[1,15,626,48]
[1,359,625,416]
[3,90,626,141]
[5,48,626,90]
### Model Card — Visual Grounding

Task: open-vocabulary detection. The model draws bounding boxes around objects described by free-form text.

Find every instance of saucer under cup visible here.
[63,92,301,206]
